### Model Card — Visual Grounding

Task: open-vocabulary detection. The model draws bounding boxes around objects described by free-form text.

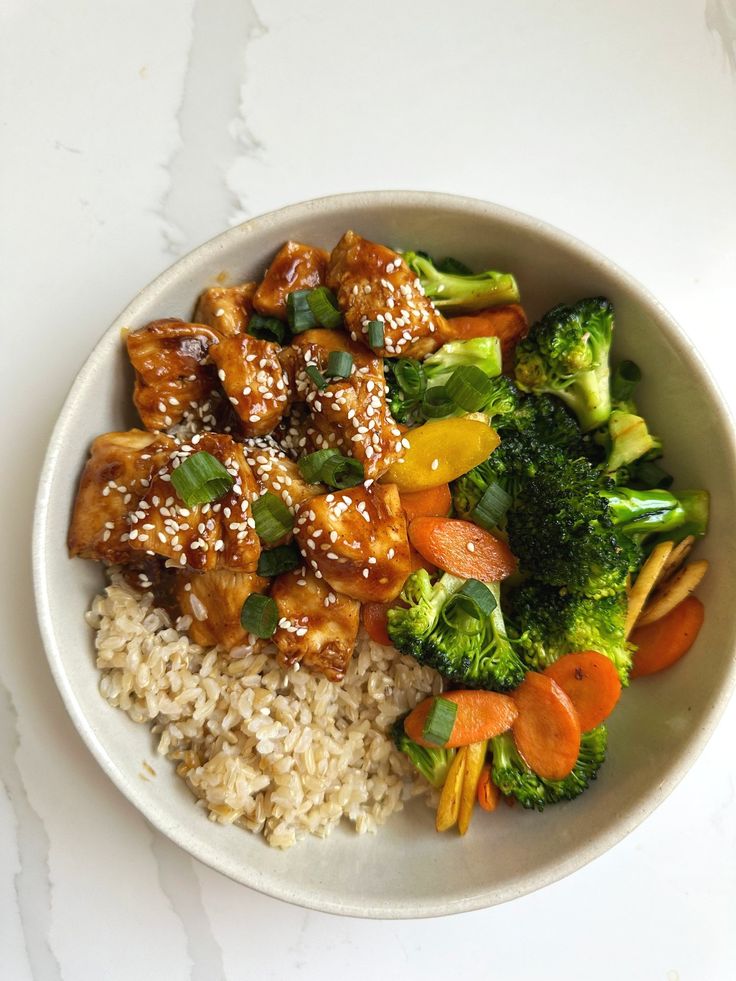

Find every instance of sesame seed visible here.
[431,458,439,470]
[467,542,475,552]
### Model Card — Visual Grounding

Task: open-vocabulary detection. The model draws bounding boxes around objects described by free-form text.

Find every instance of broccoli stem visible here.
[561,364,611,432]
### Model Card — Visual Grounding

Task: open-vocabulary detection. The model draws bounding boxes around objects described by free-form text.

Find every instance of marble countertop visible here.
[3,1,736,978]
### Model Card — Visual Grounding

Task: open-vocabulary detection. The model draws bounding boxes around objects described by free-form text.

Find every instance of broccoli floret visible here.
[592,360,663,475]
[480,374,522,421]
[603,486,709,544]
[496,392,583,450]
[386,570,463,659]
[401,251,520,312]
[391,717,456,789]
[387,576,526,692]
[506,580,633,684]
[491,726,608,811]
[515,297,614,432]
[423,337,503,385]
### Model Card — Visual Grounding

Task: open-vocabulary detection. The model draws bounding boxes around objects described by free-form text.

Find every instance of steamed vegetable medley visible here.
[69,231,709,837]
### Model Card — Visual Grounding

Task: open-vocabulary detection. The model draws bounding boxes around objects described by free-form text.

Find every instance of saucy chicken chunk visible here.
[193,282,257,337]
[175,569,267,648]
[293,483,411,603]
[129,432,261,572]
[271,568,359,682]
[327,231,445,359]
[68,429,176,563]
[253,241,329,320]
[208,334,290,437]
[127,319,220,432]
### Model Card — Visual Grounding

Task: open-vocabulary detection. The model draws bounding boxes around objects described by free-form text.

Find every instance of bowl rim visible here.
[32,190,736,918]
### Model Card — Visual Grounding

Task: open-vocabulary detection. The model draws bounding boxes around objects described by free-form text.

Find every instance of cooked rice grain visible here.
[87,574,441,848]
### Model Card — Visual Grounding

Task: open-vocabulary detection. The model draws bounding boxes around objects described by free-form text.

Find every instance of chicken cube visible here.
[253,241,329,319]
[128,432,261,572]
[326,230,445,359]
[127,319,220,431]
[193,282,257,337]
[293,483,411,603]
[243,436,323,510]
[208,334,290,437]
[68,429,176,563]
[175,569,267,649]
[271,568,359,682]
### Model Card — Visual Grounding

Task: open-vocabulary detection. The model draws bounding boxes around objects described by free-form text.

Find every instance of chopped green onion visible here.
[326,350,353,379]
[305,364,327,390]
[252,492,293,544]
[611,360,641,404]
[306,286,343,329]
[247,313,286,345]
[298,449,339,484]
[240,593,278,638]
[257,543,302,577]
[170,451,234,508]
[437,256,473,276]
[286,289,318,333]
[367,320,384,347]
[472,483,512,530]
[455,579,497,617]
[445,364,492,412]
[394,358,426,399]
[298,449,364,488]
[422,385,455,418]
[632,460,674,490]
[422,697,458,747]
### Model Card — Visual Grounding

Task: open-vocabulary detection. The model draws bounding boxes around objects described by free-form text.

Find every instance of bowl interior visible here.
[34,192,736,917]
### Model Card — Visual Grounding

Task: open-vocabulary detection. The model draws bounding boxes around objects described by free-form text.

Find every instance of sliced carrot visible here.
[477,763,500,812]
[408,516,517,581]
[409,546,437,575]
[404,690,518,749]
[400,484,452,523]
[511,673,581,780]
[543,651,622,731]
[442,305,528,372]
[630,595,704,678]
[362,603,393,647]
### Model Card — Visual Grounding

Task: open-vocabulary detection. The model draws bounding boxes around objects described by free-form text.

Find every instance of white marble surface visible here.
[2,0,736,977]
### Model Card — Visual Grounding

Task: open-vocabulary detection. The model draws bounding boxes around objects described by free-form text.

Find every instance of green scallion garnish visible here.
[170,451,234,508]
[257,543,302,577]
[472,482,512,530]
[422,385,455,418]
[455,579,497,617]
[306,364,328,390]
[445,364,492,412]
[286,289,318,333]
[394,358,426,399]
[298,449,364,488]
[247,313,286,345]
[306,286,343,329]
[252,492,293,544]
[422,697,458,747]
[326,350,353,380]
[367,320,384,348]
[240,593,279,638]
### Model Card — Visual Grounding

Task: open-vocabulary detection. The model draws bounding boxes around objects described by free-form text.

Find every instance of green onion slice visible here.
[422,385,455,418]
[298,449,364,488]
[170,451,234,508]
[422,697,458,747]
[611,360,641,404]
[240,593,279,638]
[306,364,327,390]
[455,579,497,617]
[445,364,492,412]
[286,289,318,333]
[298,449,340,483]
[307,286,343,329]
[472,482,512,530]
[437,256,473,276]
[367,319,384,348]
[257,543,302,577]
[632,460,674,490]
[247,313,286,345]
[326,350,353,379]
[252,492,293,544]
[394,358,426,399]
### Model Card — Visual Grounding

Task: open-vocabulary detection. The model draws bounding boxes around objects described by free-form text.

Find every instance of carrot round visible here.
[477,763,500,812]
[630,595,705,678]
[408,516,517,582]
[511,673,581,780]
[543,651,622,731]
[404,690,518,749]
[400,484,452,523]
[362,602,393,647]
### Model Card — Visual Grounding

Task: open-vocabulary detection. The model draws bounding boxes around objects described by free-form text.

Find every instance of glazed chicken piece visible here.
[289,329,403,480]
[243,436,323,510]
[208,333,291,438]
[68,429,176,563]
[326,231,445,360]
[271,568,360,682]
[253,241,329,319]
[127,319,220,432]
[175,569,267,648]
[128,432,261,572]
[293,483,411,603]
[193,282,257,337]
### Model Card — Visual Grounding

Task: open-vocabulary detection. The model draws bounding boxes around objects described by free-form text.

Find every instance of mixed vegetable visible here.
[68,230,709,836]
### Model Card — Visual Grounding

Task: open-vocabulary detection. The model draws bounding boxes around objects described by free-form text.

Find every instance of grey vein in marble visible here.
[150,830,226,981]
[0,679,63,981]
[706,0,736,72]
[159,0,266,255]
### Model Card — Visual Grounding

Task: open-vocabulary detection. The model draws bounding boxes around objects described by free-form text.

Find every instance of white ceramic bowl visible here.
[33,191,736,918]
